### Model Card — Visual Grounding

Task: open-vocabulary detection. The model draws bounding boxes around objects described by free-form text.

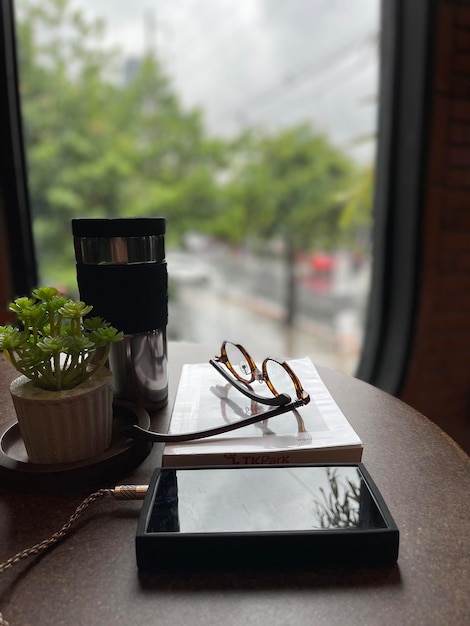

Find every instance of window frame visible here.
[356,0,436,394]
[0,0,37,296]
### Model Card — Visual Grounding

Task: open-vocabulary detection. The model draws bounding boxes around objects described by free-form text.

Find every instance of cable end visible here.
[112,485,148,500]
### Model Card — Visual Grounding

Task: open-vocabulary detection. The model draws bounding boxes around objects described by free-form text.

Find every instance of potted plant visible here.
[0,286,123,464]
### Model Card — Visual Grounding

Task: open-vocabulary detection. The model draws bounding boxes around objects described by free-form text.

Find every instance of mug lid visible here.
[72,218,166,238]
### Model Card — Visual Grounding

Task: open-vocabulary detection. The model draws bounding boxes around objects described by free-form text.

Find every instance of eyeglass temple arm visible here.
[209,359,291,406]
[121,400,303,443]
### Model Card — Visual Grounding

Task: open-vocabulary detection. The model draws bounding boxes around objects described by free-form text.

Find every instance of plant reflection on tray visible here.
[123,341,311,443]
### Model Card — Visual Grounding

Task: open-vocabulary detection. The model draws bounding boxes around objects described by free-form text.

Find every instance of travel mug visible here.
[72,217,168,410]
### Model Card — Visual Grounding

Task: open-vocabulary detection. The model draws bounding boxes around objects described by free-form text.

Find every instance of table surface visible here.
[0,342,469,626]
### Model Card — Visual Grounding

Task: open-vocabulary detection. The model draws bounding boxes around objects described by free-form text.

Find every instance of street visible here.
[167,248,370,375]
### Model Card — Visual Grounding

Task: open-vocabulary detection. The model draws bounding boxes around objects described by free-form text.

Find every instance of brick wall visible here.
[401,0,470,454]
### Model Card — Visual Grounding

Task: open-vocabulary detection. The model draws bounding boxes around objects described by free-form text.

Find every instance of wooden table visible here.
[0,342,469,626]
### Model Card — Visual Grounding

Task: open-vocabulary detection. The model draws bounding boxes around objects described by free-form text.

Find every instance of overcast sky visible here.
[73,0,380,164]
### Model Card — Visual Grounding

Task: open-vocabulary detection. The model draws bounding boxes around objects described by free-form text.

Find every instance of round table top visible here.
[0,343,469,626]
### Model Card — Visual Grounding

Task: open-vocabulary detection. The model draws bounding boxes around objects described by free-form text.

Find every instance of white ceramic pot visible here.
[10,368,114,464]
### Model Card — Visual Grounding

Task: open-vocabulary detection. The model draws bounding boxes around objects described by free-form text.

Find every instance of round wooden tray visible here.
[0,401,153,494]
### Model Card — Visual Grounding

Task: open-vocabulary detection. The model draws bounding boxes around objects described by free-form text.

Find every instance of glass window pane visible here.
[15,0,379,374]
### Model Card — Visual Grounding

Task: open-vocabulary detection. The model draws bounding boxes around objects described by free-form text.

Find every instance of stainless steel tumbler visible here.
[72,217,168,410]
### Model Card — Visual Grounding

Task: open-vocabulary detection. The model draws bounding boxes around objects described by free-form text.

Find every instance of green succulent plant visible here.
[0,286,123,391]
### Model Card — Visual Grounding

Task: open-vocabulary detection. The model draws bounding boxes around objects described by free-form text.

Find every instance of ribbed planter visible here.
[10,368,114,464]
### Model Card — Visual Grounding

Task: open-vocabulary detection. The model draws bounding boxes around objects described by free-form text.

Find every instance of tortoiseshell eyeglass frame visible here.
[211,341,310,407]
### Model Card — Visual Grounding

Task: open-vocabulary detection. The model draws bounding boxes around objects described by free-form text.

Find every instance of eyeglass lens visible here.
[224,342,298,400]
[225,343,253,382]
[265,359,298,400]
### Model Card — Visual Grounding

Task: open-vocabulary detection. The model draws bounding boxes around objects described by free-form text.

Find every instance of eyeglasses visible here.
[209,341,310,408]
[122,341,310,443]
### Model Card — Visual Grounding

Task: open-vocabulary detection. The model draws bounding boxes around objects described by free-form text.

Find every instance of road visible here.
[167,249,370,376]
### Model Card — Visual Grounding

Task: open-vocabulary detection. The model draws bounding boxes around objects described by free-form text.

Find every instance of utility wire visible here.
[245,44,379,126]
[212,32,377,128]
[235,33,377,113]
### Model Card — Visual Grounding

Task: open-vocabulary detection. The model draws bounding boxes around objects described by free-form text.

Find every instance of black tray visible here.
[0,401,152,494]
[136,464,400,570]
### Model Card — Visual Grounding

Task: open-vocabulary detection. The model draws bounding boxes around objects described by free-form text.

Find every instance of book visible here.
[162,357,363,467]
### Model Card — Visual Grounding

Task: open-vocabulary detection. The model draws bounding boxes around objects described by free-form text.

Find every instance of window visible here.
[10,0,381,374]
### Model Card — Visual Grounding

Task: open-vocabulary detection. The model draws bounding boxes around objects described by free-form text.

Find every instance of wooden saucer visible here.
[0,401,152,493]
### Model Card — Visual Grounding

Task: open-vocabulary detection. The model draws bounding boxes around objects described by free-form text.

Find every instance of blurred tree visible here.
[16,0,224,289]
[16,0,369,330]
[17,0,127,287]
[217,125,357,324]
[339,164,374,253]
[115,55,227,246]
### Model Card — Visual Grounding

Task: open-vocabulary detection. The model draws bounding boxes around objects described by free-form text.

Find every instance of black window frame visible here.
[0,0,37,296]
[356,0,436,394]
[0,0,436,395]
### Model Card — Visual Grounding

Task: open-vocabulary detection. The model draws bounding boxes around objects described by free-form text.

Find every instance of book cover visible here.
[162,357,363,467]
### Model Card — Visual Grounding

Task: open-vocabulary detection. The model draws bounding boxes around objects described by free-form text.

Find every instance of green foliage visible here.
[0,286,123,390]
[313,467,361,529]
[17,0,373,292]
[217,125,359,252]
[339,165,374,241]
[17,0,219,286]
